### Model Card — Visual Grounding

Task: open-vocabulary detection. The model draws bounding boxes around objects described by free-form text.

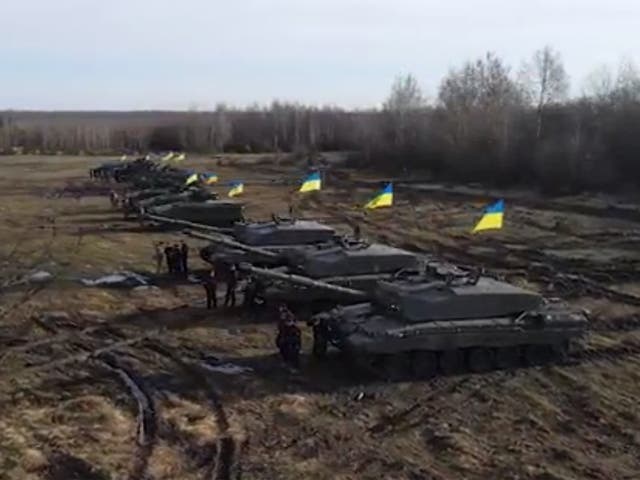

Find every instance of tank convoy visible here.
[92,155,245,227]
[88,155,589,377]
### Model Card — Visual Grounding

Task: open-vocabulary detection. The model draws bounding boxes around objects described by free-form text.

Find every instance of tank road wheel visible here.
[466,348,495,373]
[380,354,412,382]
[551,341,569,362]
[438,350,465,375]
[524,344,553,366]
[411,351,438,379]
[311,324,329,360]
[494,346,522,370]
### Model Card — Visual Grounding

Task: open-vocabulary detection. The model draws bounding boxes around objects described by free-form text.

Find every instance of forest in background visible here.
[2,46,640,193]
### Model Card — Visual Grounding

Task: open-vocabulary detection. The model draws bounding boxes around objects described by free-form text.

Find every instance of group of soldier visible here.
[153,241,190,276]
[201,258,238,309]
[151,239,302,369]
[201,257,301,368]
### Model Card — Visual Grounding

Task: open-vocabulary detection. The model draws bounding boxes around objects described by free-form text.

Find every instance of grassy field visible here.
[1,155,640,480]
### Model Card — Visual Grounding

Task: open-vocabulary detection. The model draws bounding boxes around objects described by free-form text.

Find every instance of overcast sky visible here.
[2,0,639,110]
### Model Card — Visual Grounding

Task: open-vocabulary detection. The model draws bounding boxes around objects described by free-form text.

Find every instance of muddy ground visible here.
[1,155,640,480]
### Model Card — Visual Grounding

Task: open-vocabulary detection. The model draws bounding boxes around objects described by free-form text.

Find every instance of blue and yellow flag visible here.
[299,171,321,193]
[202,173,218,185]
[185,172,199,186]
[472,199,504,233]
[228,181,244,198]
[364,183,393,209]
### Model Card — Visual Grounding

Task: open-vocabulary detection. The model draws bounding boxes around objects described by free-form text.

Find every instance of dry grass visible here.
[1,154,640,479]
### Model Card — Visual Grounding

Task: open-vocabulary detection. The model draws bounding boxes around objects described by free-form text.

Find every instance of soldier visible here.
[153,241,164,274]
[164,244,174,274]
[224,263,238,307]
[202,269,217,309]
[109,190,119,208]
[180,241,189,276]
[172,243,182,275]
[353,223,361,241]
[276,304,301,368]
[243,275,263,309]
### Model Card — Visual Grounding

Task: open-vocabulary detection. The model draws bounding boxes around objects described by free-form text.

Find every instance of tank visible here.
[233,217,337,246]
[121,187,181,217]
[147,200,245,227]
[137,187,218,210]
[241,240,420,309]
[127,187,178,204]
[309,263,589,377]
[285,241,419,278]
[199,217,339,267]
[91,161,121,180]
[91,157,158,182]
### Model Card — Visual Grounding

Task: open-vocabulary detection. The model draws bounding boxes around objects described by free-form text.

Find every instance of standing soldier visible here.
[180,241,189,276]
[202,269,217,309]
[164,244,174,274]
[153,241,164,274]
[276,304,301,369]
[109,190,119,208]
[172,243,182,276]
[224,263,238,307]
[353,223,361,241]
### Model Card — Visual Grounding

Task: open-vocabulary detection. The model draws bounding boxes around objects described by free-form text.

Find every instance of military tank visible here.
[121,186,182,217]
[137,187,218,211]
[197,216,339,267]
[240,239,420,310]
[145,199,245,228]
[309,262,589,377]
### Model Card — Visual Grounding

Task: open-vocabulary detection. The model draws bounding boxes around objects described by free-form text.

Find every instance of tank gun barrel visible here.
[186,231,281,260]
[238,264,369,300]
[144,214,232,234]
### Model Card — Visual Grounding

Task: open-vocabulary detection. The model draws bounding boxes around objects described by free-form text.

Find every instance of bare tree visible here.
[384,74,425,148]
[520,46,570,138]
[213,103,232,153]
[582,65,614,101]
[438,53,524,175]
[614,58,640,103]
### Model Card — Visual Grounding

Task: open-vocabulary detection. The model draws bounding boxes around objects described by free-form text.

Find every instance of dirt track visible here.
[1,155,640,480]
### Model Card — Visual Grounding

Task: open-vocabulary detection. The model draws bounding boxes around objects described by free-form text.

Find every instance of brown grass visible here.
[1,155,640,479]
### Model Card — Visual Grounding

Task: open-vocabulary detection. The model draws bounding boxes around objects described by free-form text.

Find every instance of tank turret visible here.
[285,240,419,278]
[240,242,420,309]
[147,200,244,228]
[233,217,337,246]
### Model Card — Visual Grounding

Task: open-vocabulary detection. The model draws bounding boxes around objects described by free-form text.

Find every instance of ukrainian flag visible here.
[299,171,321,193]
[472,199,504,233]
[228,181,244,197]
[364,183,393,209]
[202,173,218,185]
[185,172,199,186]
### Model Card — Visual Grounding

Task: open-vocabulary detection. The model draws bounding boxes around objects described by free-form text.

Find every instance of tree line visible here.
[2,46,640,193]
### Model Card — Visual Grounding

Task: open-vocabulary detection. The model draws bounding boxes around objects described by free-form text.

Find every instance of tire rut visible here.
[145,343,241,480]
[97,355,157,480]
